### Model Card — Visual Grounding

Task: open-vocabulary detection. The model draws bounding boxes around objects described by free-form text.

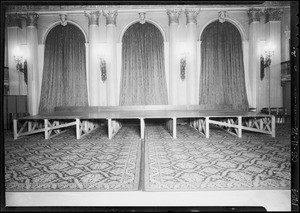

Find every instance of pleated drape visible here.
[39,24,88,114]
[199,21,249,111]
[119,22,168,105]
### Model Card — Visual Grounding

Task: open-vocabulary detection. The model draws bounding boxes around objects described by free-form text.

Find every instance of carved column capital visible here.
[166,9,182,25]
[103,10,118,26]
[264,8,283,23]
[248,8,262,24]
[24,13,39,27]
[5,13,22,28]
[85,11,100,26]
[185,9,199,24]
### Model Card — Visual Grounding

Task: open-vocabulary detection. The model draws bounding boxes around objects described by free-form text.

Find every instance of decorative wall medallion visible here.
[218,10,226,23]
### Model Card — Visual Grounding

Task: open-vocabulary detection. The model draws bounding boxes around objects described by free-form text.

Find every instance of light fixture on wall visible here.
[97,44,109,83]
[260,42,275,115]
[260,42,275,80]
[180,56,187,81]
[178,42,188,81]
[100,57,107,82]
[13,46,28,84]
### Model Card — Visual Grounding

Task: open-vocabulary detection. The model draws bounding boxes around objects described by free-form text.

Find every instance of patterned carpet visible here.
[144,123,291,191]
[4,125,141,192]
[5,122,291,192]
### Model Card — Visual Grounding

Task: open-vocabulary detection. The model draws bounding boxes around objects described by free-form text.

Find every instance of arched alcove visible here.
[199,20,249,111]
[119,22,168,105]
[39,23,88,113]
[119,19,167,43]
[42,21,88,44]
[199,18,246,42]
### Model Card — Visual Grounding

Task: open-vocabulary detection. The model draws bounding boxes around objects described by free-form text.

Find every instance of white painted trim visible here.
[118,18,167,43]
[199,17,246,41]
[85,43,90,105]
[41,20,88,44]
[164,42,169,102]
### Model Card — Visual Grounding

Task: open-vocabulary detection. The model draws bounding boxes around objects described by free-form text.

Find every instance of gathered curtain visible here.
[119,22,168,105]
[39,24,88,114]
[199,21,249,111]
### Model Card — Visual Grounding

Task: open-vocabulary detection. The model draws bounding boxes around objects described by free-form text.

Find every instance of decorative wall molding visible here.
[103,10,118,26]
[85,11,100,26]
[59,14,68,26]
[185,9,200,25]
[248,8,262,24]
[166,9,182,25]
[218,10,226,23]
[264,8,283,23]
[5,13,22,28]
[24,13,39,28]
[139,12,146,24]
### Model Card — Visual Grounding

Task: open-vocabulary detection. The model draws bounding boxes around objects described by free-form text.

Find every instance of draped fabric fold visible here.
[199,21,249,111]
[39,24,88,114]
[119,22,168,105]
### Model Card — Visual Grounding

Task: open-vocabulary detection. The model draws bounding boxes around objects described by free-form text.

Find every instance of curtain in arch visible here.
[39,24,88,114]
[119,22,168,105]
[199,21,249,111]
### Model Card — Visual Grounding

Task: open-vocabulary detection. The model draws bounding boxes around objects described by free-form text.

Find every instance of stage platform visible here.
[13,106,276,140]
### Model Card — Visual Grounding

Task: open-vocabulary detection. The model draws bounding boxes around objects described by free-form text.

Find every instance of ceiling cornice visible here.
[4,2,290,15]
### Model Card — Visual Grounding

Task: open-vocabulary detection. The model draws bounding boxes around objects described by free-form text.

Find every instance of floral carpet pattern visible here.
[144,123,291,191]
[5,126,141,192]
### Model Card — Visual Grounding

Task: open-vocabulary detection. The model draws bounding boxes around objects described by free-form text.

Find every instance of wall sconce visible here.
[180,56,187,81]
[13,46,28,84]
[178,42,189,81]
[259,42,275,115]
[100,57,107,82]
[260,43,275,80]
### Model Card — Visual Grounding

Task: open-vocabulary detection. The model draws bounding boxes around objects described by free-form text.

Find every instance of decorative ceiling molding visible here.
[5,2,290,14]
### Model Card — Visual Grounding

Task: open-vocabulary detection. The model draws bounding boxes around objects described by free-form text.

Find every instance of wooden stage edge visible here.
[12,108,276,140]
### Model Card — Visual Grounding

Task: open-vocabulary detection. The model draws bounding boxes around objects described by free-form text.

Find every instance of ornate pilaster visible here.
[185,9,199,104]
[85,11,100,26]
[185,9,199,24]
[248,8,262,24]
[218,11,226,23]
[103,10,118,26]
[6,13,22,28]
[264,8,283,23]
[24,13,39,27]
[166,9,182,25]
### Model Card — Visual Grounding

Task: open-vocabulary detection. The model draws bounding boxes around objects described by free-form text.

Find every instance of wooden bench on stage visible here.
[13,105,276,140]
